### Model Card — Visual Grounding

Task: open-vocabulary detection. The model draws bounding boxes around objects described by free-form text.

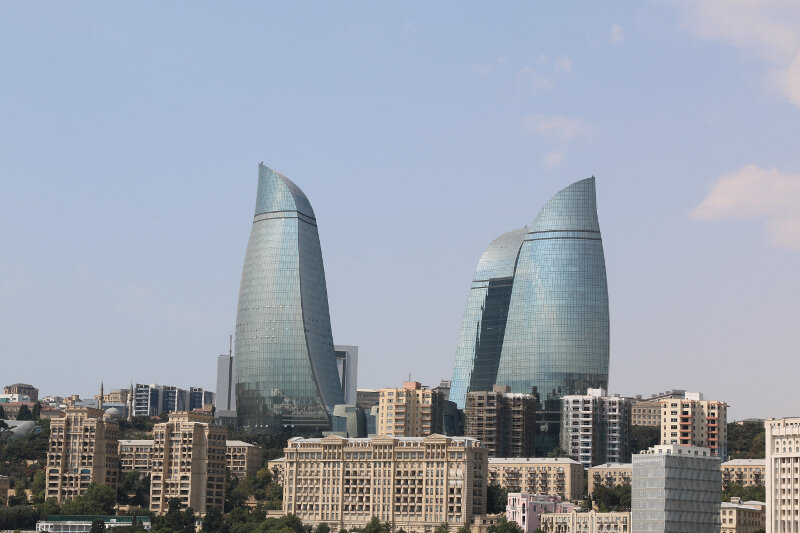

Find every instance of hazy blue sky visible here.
[2,2,799,420]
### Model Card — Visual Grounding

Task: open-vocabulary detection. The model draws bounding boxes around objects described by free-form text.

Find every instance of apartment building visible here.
[721,498,766,533]
[587,463,632,496]
[465,385,535,458]
[765,417,800,533]
[659,392,728,459]
[560,388,631,467]
[45,407,119,502]
[377,382,440,437]
[540,510,630,533]
[226,440,264,480]
[629,390,685,427]
[149,412,226,514]
[282,434,487,532]
[488,457,584,502]
[118,439,153,473]
[267,457,285,486]
[506,493,575,533]
[722,459,765,489]
[632,445,721,533]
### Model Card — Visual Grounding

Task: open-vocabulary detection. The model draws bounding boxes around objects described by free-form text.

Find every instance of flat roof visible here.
[489,457,582,465]
[119,439,154,446]
[722,458,765,466]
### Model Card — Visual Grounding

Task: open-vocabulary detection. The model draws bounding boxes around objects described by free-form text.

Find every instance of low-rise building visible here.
[4,383,39,403]
[506,493,575,533]
[35,515,152,532]
[1,401,36,420]
[118,439,153,474]
[282,434,487,532]
[149,412,226,514]
[587,463,632,496]
[720,498,765,533]
[540,510,630,533]
[721,458,765,489]
[488,457,584,501]
[267,457,284,486]
[226,440,264,480]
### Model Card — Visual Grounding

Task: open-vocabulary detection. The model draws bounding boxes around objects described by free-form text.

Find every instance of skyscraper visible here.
[450,228,528,409]
[234,164,344,434]
[450,178,609,453]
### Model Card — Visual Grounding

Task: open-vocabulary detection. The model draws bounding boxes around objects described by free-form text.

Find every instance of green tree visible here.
[32,402,42,420]
[547,447,568,458]
[456,527,470,533]
[434,524,449,533]
[0,505,41,530]
[487,516,523,533]
[487,485,508,514]
[314,523,331,533]
[16,405,33,421]
[35,497,61,519]
[61,483,116,515]
[728,422,765,459]
[0,404,6,419]
[202,507,224,532]
[630,426,660,454]
[592,484,632,512]
[363,516,391,533]
[723,483,765,502]
[90,518,107,533]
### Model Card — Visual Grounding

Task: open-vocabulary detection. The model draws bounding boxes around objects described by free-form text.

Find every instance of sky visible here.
[1,2,799,421]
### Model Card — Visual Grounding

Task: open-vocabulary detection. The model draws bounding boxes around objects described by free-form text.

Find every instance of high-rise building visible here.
[450,178,610,455]
[132,383,209,418]
[659,392,728,459]
[631,444,721,533]
[376,381,440,437]
[118,439,153,474]
[149,412,226,514]
[3,383,38,403]
[234,164,344,434]
[334,345,359,405]
[450,227,528,410]
[465,385,535,458]
[215,350,236,420]
[282,434,487,531]
[46,407,119,502]
[356,389,380,410]
[560,388,631,467]
[765,417,800,532]
[226,440,264,480]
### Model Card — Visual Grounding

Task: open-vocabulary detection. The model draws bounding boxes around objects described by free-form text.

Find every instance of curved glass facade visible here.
[496,177,609,399]
[234,164,344,434]
[449,228,527,409]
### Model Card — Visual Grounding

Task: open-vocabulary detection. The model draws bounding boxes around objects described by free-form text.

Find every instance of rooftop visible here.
[489,457,582,465]
[722,458,766,466]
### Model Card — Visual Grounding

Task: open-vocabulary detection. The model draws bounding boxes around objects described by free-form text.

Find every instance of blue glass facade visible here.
[234,164,344,434]
[450,178,609,452]
[450,228,527,409]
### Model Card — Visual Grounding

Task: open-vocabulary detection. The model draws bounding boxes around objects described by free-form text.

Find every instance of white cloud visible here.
[523,115,594,141]
[472,63,492,76]
[0,260,29,295]
[672,0,800,107]
[691,164,800,249]
[523,115,593,169]
[610,24,624,43]
[544,150,564,168]
[555,55,573,73]
[516,66,553,94]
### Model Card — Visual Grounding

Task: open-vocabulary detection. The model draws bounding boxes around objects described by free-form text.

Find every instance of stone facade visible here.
[765,417,800,532]
[488,457,584,501]
[540,510,630,533]
[226,440,264,480]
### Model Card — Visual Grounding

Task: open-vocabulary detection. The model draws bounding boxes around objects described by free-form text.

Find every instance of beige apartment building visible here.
[660,392,728,458]
[377,382,439,437]
[226,440,264,480]
[267,457,285,486]
[119,439,153,474]
[540,510,630,533]
[765,417,800,533]
[587,463,632,496]
[488,458,584,502]
[722,459,765,489]
[465,385,535,458]
[149,412,226,514]
[631,400,661,427]
[282,434,487,532]
[721,498,765,533]
[46,407,119,502]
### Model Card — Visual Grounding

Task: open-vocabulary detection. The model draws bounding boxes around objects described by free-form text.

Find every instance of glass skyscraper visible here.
[450,177,609,452]
[234,163,344,434]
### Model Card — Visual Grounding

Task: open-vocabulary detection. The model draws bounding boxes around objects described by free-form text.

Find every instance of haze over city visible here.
[2,2,800,421]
